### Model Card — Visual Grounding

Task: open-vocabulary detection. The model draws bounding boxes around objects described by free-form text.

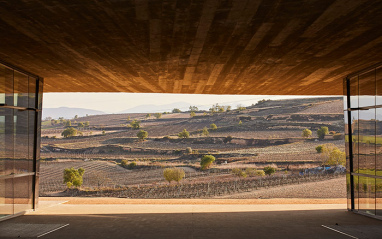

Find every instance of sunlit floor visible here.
[1,198,382,239]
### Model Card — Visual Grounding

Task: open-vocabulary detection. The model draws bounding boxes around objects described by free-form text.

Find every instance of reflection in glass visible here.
[0,64,42,219]
[13,176,33,214]
[354,175,359,211]
[346,173,351,210]
[358,176,376,215]
[358,109,376,175]
[377,178,382,217]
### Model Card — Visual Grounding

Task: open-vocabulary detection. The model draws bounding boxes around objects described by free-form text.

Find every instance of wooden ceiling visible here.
[0,0,381,95]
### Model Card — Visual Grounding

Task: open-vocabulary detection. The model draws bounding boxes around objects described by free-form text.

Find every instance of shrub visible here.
[232,168,247,178]
[245,168,256,177]
[302,128,312,138]
[190,111,196,117]
[137,130,148,141]
[130,120,141,129]
[223,136,233,144]
[317,126,329,140]
[145,113,151,119]
[154,113,162,119]
[255,170,265,176]
[61,127,77,138]
[264,166,276,176]
[238,120,242,126]
[316,145,323,153]
[333,133,343,140]
[210,123,217,130]
[127,162,137,169]
[202,127,209,137]
[186,147,192,154]
[172,108,181,113]
[178,129,190,138]
[163,167,185,183]
[200,155,215,170]
[120,159,128,167]
[63,167,85,188]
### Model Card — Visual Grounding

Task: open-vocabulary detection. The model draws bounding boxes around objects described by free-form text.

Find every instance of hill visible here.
[43,107,105,119]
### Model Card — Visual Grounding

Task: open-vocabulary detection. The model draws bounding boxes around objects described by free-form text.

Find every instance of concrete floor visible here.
[1,200,382,239]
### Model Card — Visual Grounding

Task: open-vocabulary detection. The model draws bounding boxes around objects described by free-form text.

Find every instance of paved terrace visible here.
[1,197,382,239]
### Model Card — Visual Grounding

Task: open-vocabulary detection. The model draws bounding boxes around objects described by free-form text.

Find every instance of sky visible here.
[43,93,327,114]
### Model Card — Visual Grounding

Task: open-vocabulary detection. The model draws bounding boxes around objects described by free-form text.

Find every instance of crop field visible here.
[40,97,347,198]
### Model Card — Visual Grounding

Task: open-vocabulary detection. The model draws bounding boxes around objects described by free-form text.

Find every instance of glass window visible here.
[14,72,29,174]
[0,63,42,218]
[359,69,375,108]
[358,109,376,175]
[358,176,376,215]
[346,173,351,210]
[349,76,358,109]
[351,110,359,174]
[13,175,33,214]
[376,178,382,217]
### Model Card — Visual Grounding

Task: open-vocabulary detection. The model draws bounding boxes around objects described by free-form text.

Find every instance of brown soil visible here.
[215,177,346,199]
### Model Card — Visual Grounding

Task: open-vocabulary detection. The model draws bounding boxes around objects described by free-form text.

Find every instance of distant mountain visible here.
[119,101,192,113]
[42,107,105,120]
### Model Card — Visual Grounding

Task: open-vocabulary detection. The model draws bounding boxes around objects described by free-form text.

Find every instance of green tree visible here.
[189,106,198,112]
[146,113,151,119]
[130,120,141,129]
[320,143,346,166]
[317,126,329,140]
[137,130,148,141]
[201,155,215,170]
[302,128,312,138]
[264,166,276,176]
[226,106,232,112]
[63,167,85,188]
[84,121,90,127]
[172,108,181,113]
[154,113,162,119]
[74,115,78,119]
[210,123,217,130]
[61,127,77,138]
[190,111,196,117]
[202,127,209,137]
[238,120,242,126]
[78,122,85,128]
[178,129,190,138]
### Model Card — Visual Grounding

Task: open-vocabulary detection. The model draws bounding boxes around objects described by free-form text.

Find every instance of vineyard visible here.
[40,97,346,199]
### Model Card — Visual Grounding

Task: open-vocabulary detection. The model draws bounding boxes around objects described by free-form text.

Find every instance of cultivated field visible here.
[40,97,346,198]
